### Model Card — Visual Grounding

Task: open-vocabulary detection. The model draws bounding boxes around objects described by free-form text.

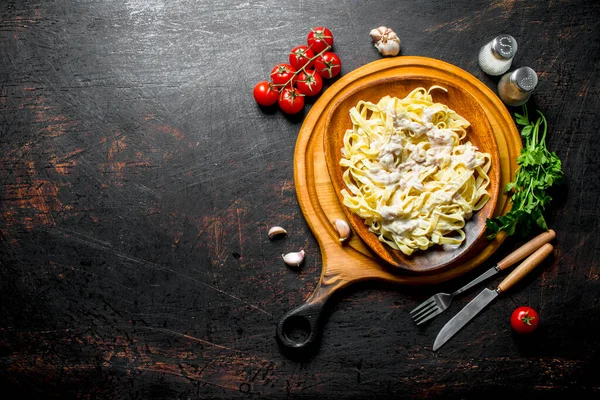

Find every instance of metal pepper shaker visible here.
[498,67,538,107]
[478,34,518,76]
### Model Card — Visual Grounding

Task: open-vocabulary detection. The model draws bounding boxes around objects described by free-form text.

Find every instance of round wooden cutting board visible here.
[276,57,522,350]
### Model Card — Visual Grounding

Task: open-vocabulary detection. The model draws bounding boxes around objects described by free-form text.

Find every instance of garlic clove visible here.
[376,39,401,56]
[282,250,305,267]
[369,28,383,42]
[332,219,351,243]
[268,226,287,240]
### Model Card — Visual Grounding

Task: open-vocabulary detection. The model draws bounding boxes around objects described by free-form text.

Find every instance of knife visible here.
[444,229,556,297]
[433,242,554,351]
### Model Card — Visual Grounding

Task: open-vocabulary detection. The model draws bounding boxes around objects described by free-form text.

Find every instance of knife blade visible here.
[433,243,554,351]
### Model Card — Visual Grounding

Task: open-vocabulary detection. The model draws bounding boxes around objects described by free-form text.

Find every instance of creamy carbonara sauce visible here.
[340,87,491,255]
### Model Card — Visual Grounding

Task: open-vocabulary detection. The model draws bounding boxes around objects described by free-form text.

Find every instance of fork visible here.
[410,229,556,325]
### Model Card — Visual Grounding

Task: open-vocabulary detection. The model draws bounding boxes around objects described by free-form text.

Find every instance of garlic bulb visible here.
[282,250,305,267]
[268,226,287,240]
[370,26,400,57]
[332,219,351,243]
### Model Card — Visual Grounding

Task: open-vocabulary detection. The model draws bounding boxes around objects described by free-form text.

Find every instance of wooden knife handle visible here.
[497,243,553,293]
[497,229,556,271]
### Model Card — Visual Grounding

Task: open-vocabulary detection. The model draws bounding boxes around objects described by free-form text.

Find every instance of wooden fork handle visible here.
[496,229,555,271]
[497,243,553,293]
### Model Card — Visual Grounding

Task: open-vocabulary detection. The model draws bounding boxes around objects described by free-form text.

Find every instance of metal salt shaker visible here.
[478,34,518,76]
[498,67,538,107]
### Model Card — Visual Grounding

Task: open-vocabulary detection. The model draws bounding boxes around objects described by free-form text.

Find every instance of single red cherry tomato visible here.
[289,45,316,70]
[314,52,341,79]
[307,27,334,54]
[270,63,297,87]
[510,306,540,334]
[278,87,304,114]
[296,70,323,96]
[253,81,279,106]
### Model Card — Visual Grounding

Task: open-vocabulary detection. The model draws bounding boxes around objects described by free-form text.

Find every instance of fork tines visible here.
[410,298,442,325]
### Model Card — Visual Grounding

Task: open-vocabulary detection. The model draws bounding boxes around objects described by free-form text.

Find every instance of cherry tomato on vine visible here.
[270,63,297,86]
[253,81,279,106]
[296,70,323,96]
[289,45,315,70]
[307,27,334,54]
[510,306,539,334]
[315,52,341,79]
[278,88,304,114]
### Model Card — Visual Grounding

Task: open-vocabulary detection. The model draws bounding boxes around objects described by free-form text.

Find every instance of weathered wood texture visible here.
[1,0,598,398]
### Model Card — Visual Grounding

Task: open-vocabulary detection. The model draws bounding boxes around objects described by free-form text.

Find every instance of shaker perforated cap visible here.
[511,67,538,92]
[491,35,518,59]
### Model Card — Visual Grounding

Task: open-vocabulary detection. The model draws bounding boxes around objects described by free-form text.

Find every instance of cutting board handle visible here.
[276,298,326,350]
[276,278,344,351]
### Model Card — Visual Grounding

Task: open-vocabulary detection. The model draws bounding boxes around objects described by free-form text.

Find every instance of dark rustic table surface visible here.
[1,0,599,399]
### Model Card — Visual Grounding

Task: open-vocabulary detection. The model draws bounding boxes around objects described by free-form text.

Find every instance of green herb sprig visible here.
[486,105,564,239]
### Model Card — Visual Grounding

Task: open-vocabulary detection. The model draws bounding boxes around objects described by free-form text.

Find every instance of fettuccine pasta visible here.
[340,86,491,255]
